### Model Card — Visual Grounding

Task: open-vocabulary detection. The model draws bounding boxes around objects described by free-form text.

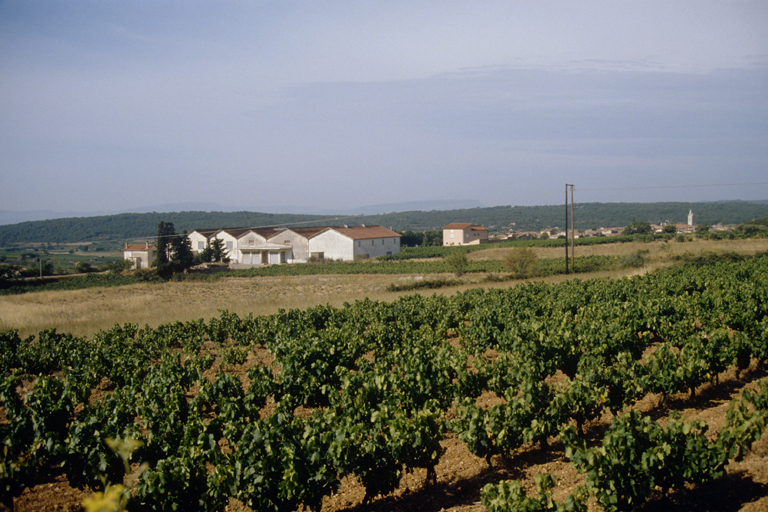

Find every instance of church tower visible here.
[688,210,694,226]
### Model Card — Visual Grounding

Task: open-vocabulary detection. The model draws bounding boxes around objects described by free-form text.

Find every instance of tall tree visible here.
[155,221,176,276]
[210,238,226,262]
[170,231,195,272]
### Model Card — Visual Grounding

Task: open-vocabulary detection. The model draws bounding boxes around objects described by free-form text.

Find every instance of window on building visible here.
[226,241,233,251]
[198,241,204,250]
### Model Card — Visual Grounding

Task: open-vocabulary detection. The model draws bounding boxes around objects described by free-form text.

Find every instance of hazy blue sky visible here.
[1,0,767,214]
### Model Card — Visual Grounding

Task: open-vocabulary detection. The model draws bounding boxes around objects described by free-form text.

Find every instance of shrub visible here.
[502,247,538,277]
[386,277,459,292]
[621,249,649,268]
[76,261,96,273]
[444,251,469,277]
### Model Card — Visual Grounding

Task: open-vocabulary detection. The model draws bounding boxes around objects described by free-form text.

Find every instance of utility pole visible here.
[565,184,569,274]
[569,184,575,270]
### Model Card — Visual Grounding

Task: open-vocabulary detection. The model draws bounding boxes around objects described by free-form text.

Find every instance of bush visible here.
[502,247,538,277]
[621,250,649,268]
[133,268,161,282]
[107,259,133,273]
[444,251,469,277]
[623,221,653,236]
[386,277,460,292]
[76,261,96,273]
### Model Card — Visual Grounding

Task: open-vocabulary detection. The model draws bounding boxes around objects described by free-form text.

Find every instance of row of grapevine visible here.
[482,381,768,512]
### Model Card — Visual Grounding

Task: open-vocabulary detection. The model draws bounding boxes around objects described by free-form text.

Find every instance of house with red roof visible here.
[442,223,489,246]
[308,225,401,261]
[123,242,157,269]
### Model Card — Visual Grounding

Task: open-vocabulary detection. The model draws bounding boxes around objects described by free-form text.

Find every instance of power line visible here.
[578,182,768,193]
[484,181,768,208]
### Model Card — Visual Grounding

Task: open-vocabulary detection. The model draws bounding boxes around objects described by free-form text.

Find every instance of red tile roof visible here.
[443,223,487,231]
[330,225,401,240]
[273,226,335,239]
[124,244,155,251]
[190,228,220,237]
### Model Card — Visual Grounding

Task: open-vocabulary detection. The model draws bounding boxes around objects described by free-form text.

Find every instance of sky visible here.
[1,0,767,215]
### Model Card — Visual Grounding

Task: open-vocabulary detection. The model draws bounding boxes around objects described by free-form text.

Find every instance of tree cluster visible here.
[398,230,442,247]
[194,238,227,264]
[155,222,194,278]
[622,221,653,236]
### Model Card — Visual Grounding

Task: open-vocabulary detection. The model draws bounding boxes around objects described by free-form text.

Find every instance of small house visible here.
[123,242,157,269]
[443,223,489,246]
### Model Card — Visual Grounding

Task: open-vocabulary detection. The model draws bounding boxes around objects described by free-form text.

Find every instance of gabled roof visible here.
[271,226,334,240]
[443,223,472,229]
[443,223,488,230]
[235,227,280,240]
[218,228,256,239]
[329,225,401,240]
[189,228,220,238]
[124,244,155,251]
[192,227,281,240]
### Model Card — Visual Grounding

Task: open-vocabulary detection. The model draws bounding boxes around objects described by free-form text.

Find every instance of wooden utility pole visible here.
[569,184,575,269]
[565,184,569,274]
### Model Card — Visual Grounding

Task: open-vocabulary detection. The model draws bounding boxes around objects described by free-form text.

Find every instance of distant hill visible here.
[0,200,483,226]
[0,201,766,246]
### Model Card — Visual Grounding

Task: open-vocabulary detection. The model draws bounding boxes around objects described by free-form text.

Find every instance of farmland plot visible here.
[2,252,768,511]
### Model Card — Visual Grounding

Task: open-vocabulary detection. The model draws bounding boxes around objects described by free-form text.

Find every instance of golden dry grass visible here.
[2,238,767,339]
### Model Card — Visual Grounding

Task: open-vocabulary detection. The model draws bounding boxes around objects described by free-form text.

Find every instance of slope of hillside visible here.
[0,201,766,245]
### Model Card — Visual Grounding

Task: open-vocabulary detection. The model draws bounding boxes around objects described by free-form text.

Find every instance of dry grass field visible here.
[2,238,767,339]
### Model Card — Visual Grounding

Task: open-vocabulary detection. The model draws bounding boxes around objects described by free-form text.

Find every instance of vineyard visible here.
[2,253,768,511]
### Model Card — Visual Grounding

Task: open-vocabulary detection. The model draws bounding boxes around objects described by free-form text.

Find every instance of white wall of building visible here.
[213,231,238,262]
[309,230,354,261]
[235,232,268,264]
[351,236,400,259]
[309,230,401,261]
[123,247,156,269]
[188,231,212,254]
[269,229,305,262]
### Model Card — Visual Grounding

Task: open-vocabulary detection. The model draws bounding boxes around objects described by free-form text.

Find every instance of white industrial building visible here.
[187,225,401,266]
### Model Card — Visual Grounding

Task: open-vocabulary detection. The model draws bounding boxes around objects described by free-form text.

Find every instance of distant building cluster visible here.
[124,225,401,269]
[124,209,728,270]
[189,225,401,266]
[500,209,725,240]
